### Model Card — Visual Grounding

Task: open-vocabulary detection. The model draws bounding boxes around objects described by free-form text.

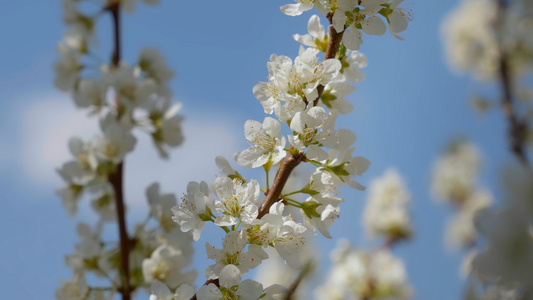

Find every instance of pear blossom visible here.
[205,230,268,278]
[245,203,308,268]
[441,0,499,80]
[289,106,355,160]
[146,98,184,158]
[363,168,412,240]
[172,180,214,241]
[235,117,286,168]
[253,47,341,123]
[321,148,370,190]
[62,1,94,41]
[302,200,339,238]
[333,0,388,50]
[215,155,245,181]
[65,223,110,275]
[73,79,107,111]
[382,0,412,40]
[92,114,136,164]
[320,82,356,113]
[57,161,89,216]
[142,243,197,289]
[54,44,82,91]
[102,62,156,109]
[432,141,481,203]
[272,218,308,269]
[445,189,492,249]
[197,265,265,300]
[316,240,412,300]
[137,48,174,99]
[473,167,533,290]
[55,274,90,300]
[149,281,173,300]
[147,182,178,231]
[88,181,117,221]
[281,0,332,16]
[336,50,368,83]
[149,282,195,300]
[293,15,328,52]
[211,176,261,226]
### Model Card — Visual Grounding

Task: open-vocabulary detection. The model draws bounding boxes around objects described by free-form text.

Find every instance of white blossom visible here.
[92,114,136,164]
[293,15,328,52]
[142,243,197,289]
[147,182,178,231]
[172,180,214,241]
[73,79,107,111]
[55,274,89,300]
[235,117,286,169]
[333,0,388,50]
[211,177,261,226]
[54,43,82,91]
[205,230,268,278]
[198,265,265,300]
[137,48,174,99]
[102,62,156,109]
[363,168,412,240]
[446,189,492,249]
[253,47,341,123]
[316,240,412,300]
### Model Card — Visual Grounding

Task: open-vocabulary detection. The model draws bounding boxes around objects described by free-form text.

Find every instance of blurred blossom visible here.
[363,168,412,242]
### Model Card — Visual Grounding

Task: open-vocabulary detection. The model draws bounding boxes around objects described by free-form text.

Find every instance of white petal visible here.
[361,16,387,35]
[343,26,363,50]
[280,3,313,16]
[307,15,325,40]
[332,11,348,33]
[262,117,281,137]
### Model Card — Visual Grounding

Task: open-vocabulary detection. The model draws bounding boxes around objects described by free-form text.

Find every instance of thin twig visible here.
[107,3,132,300]
[496,0,530,167]
[257,151,306,219]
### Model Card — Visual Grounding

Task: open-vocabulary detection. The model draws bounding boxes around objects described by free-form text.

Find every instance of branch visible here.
[313,13,345,107]
[107,4,132,300]
[257,151,306,219]
[496,0,530,167]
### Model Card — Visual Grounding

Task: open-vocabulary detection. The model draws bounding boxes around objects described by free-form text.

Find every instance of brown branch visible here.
[496,0,530,167]
[107,3,131,300]
[313,14,345,107]
[257,151,306,219]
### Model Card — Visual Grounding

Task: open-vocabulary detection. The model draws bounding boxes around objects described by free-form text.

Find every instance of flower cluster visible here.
[281,0,412,50]
[363,168,412,242]
[55,1,192,299]
[316,240,412,300]
[148,1,413,296]
[442,0,533,80]
[432,141,492,250]
[317,169,413,299]
[470,166,533,298]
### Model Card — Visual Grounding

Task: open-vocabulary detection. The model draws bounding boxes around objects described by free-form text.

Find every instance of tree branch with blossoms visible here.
[159,1,413,299]
[54,1,194,300]
[106,3,132,298]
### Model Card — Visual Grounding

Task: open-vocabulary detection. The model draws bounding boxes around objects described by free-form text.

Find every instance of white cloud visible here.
[19,95,97,186]
[18,94,243,211]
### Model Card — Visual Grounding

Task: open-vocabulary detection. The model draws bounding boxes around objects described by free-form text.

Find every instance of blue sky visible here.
[0,0,516,299]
